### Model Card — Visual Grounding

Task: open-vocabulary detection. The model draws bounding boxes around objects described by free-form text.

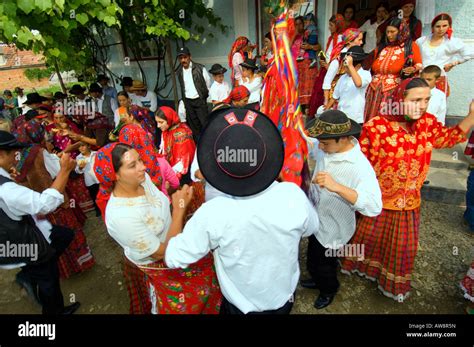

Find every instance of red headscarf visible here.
[329,28,362,62]
[326,14,346,53]
[157,106,195,179]
[431,13,453,39]
[93,142,119,221]
[228,36,249,68]
[223,86,250,105]
[380,77,425,132]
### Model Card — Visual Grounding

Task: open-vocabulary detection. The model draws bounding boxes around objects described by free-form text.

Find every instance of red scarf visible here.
[325,14,345,54]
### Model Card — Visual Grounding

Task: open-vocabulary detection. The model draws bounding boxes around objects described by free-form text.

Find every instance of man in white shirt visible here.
[0,131,80,314]
[421,65,447,125]
[176,46,211,141]
[303,110,382,309]
[164,107,319,314]
[88,83,118,128]
[330,46,371,124]
[128,80,158,114]
[14,87,28,115]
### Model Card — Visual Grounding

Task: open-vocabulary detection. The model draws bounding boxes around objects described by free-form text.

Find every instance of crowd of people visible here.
[0,0,473,315]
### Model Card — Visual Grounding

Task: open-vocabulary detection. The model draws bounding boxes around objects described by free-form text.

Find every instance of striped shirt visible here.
[309,138,382,249]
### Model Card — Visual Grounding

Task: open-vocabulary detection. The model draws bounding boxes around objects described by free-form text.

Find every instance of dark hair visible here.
[371,2,389,24]
[399,2,419,39]
[404,78,429,94]
[112,143,133,173]
[421,65,442,79]
[295,16,304,24]
[343,3,356,20]
[154,108,167,121]
[264,32,271,40]
[376,16,413,59]
[117,91,129,99]
[431,13,452,28]
[329,14,337,23]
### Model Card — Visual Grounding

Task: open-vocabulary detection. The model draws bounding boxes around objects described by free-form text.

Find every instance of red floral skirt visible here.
[139,254,222,314]
[341,208,420,302]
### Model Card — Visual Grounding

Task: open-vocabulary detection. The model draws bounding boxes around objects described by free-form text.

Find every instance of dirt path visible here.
[0,200,472,314]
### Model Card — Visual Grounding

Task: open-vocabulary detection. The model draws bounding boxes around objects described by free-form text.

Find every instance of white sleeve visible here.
[114,109,121,128]
[449,38,474,63]
[190,149,200,182]
[359,20,370,32]
[439,93,447,125]
[110,97,118,112]
[323,60,340,90]
[75,155,85,174]
[43,151,60,179]
[307,137,320,161]
[209,84,218,102]
[165,206,215,268]
[351,163,383,217]
[332,78,341,100]
[202,68,212,89]
[1,182,64,217]
[302,194,319,237]
[149,92,158,113]
[360,70,372,88]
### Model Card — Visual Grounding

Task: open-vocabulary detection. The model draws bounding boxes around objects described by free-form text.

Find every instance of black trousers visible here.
[306,235,340,295]
[86,183,100,215]
[219,295,294,315]
[184,97,208,141]
[19,225,74,314]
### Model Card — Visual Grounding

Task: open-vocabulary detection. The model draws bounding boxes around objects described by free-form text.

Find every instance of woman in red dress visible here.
[341,78,474,301]
[155,107,196,185]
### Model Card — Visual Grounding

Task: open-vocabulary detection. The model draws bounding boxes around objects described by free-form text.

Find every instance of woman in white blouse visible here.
[97,143,222,314]
[416,13,474,96]
[359,2,389,53]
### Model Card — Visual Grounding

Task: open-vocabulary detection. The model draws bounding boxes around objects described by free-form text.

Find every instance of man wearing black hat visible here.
[176,46,211,140]
[88,82,118,127]
[0,131,80,314]
[97,74,118,100]
[161,107,319,314]
[14,87,27,116]
[301,110,382,309]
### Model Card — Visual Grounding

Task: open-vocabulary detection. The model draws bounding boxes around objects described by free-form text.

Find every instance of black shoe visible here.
[61,302,81,315]
[300,278,318,289]
[15,272,41,306]
[314,293,336,309]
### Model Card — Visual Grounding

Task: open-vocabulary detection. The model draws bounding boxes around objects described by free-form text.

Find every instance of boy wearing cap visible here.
[302,110,382,309]
[163,107,320,314]
[328,46,371,124]
[208,64,231,107]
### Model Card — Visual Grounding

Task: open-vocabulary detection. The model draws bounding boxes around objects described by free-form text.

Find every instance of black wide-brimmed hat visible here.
[209,63,228,75]
[306,110,361,139]
[88,83,103,93]
[198,107,284,197]
[96,74,110,82]
[239,58,258,70]
[0,130,27,150]
[341,46,369,64]
[120,76,133,87]
[23,92,47,105]
[69,84,87,95]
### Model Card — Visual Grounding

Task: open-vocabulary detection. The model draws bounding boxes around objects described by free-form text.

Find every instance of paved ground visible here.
[1,199,472,314]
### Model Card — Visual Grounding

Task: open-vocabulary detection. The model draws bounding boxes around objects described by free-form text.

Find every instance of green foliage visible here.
[0,0,227,74]
[24,67,55,81]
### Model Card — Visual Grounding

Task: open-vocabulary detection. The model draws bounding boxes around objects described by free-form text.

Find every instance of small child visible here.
[297,14,318,69]
[329,46,371,124]
[208,64,231,106]
[75,142,101,216]
[421,65,447,125]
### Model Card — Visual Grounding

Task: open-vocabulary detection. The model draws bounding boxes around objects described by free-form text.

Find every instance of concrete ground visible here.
[0,199,472,314]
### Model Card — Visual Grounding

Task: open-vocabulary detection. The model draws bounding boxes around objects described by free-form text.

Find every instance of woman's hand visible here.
[320,60,328,69]
[402,66,416,75]
[68,132,82,141]
[444,61,458,72]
